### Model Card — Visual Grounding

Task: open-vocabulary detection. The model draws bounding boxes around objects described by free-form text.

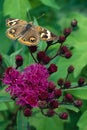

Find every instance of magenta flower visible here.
[3,64,54,107]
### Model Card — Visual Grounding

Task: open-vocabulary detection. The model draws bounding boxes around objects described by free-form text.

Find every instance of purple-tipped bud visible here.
[29,46,37,53]
[23,108,32,117]
[71,19,78,27]
[54,89,62,98]
[15,55,23,68]
[48,64,57,74]
[58,36,66,43]
[64,81,71,88]
[57,78,64,86]
[65,93,74,102]
[65,51,72,59]
[74,99,82,107]
[49,100,59,109]
[67,65,74,73]
[78,77,85,86]
[63,28,72,37]
[47,109,55,117]
[59,112,68,119]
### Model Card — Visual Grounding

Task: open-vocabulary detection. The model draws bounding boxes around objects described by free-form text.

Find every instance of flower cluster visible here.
[2,19,85,120]
[3,64,62,118]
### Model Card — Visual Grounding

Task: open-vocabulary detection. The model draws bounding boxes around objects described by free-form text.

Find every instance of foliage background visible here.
[0,0,87,130]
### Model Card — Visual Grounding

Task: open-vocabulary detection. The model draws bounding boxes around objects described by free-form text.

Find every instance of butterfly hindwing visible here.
[36,26,58,42]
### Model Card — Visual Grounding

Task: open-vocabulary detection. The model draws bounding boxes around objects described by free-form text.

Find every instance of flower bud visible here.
[71,19,78,27]
[78,77,85,86]
[67,65,74,73]
[57,78,64,86]
[47,109,55,117]
[59,112,68,119]
[49,100,59,109]
[48,81,56,92]
[60,46,68,54]
[29,46,37,53]
[15,55,23,68]
[65,51,72,58]
[58,35,66,43]
[38,100,47,108]
[64,81,71,88]
[48,64,57,74]
[74,99,82,107]
[43,56,51,64]
[23,108,32,117]
[63,28,72,37]
[37,51,50,64]
[54,89,62,98]
[65,93,74,102]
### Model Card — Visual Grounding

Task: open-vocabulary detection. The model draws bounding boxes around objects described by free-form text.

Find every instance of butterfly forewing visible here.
[6,24,28,40]
[6,18,27,27]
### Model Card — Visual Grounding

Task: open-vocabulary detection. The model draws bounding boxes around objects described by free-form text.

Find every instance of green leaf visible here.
[59,105,79,113]
[10,48,23,67]
[1,54,10,67]
[63,86,87,99]
[40,0,60,9]
[0,96,12,102]
[77,110,87,130]
[3,0,32,19]
[0,103,8,111]
[17,110,28,130]
[2,48,22,67]
[0,2,12,54]
[29,110,64,130]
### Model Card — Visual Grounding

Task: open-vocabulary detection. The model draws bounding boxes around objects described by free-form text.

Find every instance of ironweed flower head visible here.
[3,64,50,107]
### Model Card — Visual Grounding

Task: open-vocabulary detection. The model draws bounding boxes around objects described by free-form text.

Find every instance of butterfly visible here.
[6,18,59,46]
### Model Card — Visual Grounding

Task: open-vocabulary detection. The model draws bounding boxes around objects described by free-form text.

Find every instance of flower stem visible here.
[51,43,63,60]
[44,44,50,52]
[65,73,69,82]
[28,47,38,63]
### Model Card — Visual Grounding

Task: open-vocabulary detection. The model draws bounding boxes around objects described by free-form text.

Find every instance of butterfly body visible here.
[6,18,58,46]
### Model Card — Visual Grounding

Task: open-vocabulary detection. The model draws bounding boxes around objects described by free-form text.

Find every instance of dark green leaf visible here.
[17,110,28,130]
[40,0,60,9]
[0,96,12,102]
[3,0,31,19]
[63,86,87,99]
[2,48,22,67]
[77,110,87,130]
[29,110,64,130]
[59,105,79,113]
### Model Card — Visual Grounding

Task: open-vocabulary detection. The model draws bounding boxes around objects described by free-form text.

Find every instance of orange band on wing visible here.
[6,33,16,40]
[18,38,38,46]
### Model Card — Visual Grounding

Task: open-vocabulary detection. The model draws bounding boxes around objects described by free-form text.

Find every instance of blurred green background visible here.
[1,0,87,130]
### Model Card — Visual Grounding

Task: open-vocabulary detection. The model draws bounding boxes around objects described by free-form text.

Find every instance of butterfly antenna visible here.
[26,9,32,21]
[37,13,45,20]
